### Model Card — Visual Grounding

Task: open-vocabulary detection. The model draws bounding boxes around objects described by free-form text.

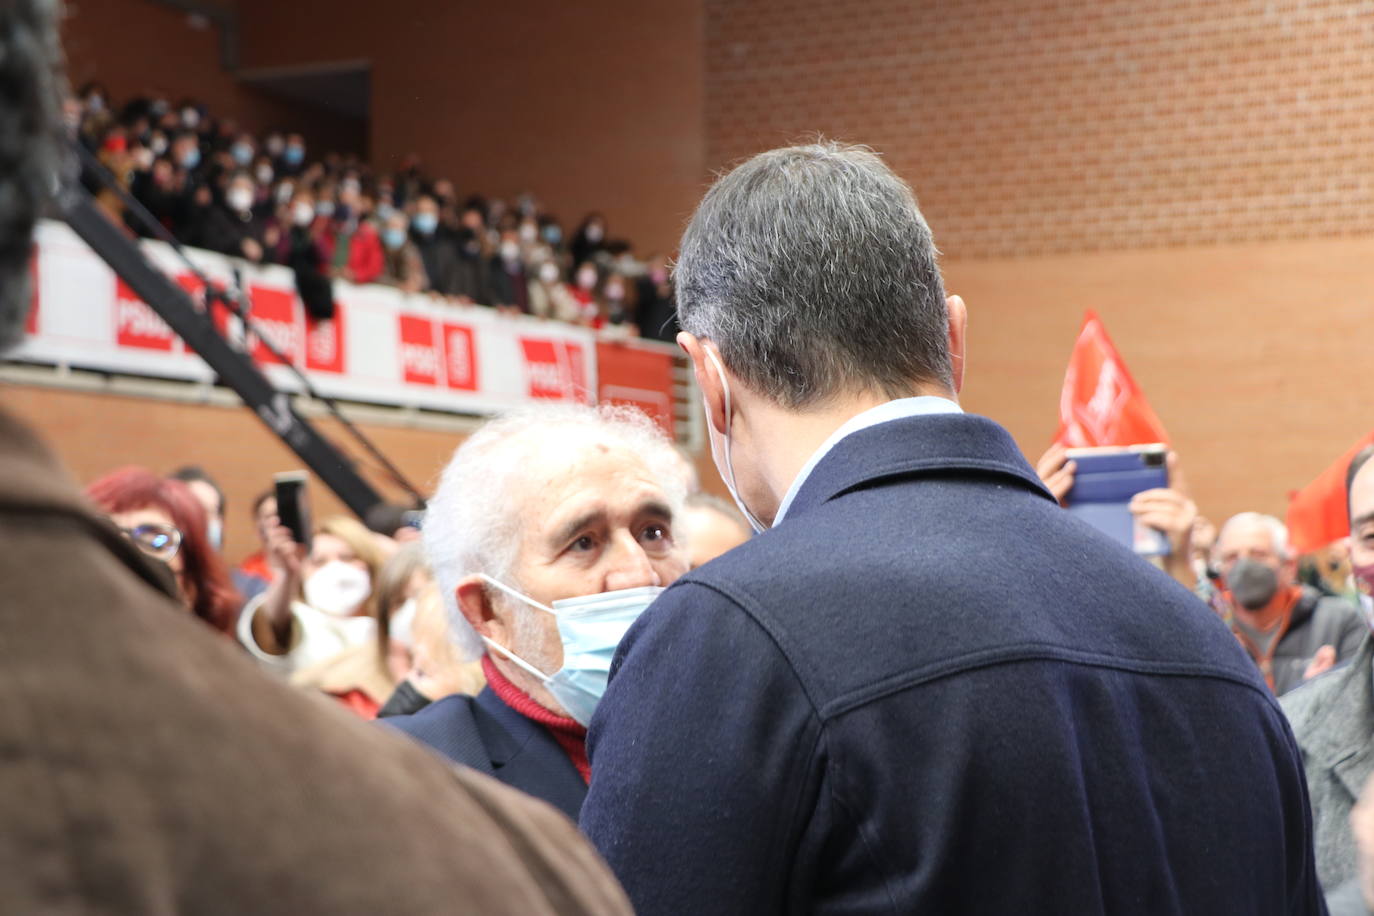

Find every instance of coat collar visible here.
[1303,637,1374,802]
[781,412,1056,524]
[473,686,588,818]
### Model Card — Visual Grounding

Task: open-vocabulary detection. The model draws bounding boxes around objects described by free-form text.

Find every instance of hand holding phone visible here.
[273,472,311,549]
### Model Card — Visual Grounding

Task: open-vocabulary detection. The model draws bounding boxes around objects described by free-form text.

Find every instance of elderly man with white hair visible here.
[1212,510,1362,695]
[385,403,688,819]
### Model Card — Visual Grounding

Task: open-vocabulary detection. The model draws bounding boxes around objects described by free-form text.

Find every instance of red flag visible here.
[1286,431,1374,553]
[1053,311,1171,448]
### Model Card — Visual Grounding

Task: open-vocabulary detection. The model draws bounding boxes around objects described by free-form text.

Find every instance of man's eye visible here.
[642,525,669,543]
[571,535,596,552]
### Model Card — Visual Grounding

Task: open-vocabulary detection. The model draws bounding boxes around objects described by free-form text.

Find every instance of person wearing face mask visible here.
[272,189,334,319]
[238,515,386,676]
[377,209,429,294]
[1212,511,1363,695]
[319,179,383,285]
[488,229,531,314]
[528,260,580,323]
[385,404,689,820]
[579,143,1325,916]
[569,261,602,327]
[185,170,267,263]
[570,212,608,268]
[168,465,227,553]
[409,194,464,298]
[634,253,680,342]
[279,133,307,176]
[289,543,436,719]
[1284,447,1374,914]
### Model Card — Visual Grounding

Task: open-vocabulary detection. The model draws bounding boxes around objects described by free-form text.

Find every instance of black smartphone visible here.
[273,471,311,549]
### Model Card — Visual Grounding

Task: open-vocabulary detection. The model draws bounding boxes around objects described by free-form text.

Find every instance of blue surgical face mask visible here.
[704,347,767,533]
[382,226,407,251]
[283,144,305,167]
[179,146,201,171]
[477,575,663,727]
[542,224,562,246]
[231,142,254,166]
[413,211,439,235]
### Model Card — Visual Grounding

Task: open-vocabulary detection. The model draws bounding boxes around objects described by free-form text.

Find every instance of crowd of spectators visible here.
[69,82,680,341]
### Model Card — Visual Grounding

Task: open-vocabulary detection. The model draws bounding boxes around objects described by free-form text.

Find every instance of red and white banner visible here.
[12,221,677,418]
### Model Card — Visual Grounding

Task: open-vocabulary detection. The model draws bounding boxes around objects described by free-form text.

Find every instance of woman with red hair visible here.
[85,467,240,634]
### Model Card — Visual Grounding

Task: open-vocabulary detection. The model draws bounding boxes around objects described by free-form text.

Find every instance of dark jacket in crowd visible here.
[1283,634,1374,900]
[387,686,588,821]
[453,229,491,304]
[0,408,629,915]
[1241,586,1366,696]
[634,275,678,342]
[581,411,1324,915]
[489,259,530,312]
[185,202,265,261]
[411,228,463,297]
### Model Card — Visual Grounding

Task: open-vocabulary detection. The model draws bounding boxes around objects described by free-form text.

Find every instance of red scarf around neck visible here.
[481,655,590,784]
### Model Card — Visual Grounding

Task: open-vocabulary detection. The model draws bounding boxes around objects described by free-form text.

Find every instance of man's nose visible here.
[603,531,661,592]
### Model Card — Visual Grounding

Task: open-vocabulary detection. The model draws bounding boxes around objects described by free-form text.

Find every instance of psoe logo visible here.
[520,338,587,401]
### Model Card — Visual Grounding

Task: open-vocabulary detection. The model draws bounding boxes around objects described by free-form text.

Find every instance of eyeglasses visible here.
[120,522,182,561]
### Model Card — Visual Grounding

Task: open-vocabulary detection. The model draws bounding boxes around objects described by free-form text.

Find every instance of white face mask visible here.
[390,597,417,645]
[206,516,224,552]
[539,262,560,285]
[704,347,766,533]
[292,202,315,226]
[304,561,372,617]
[477,575,663,727]
[227,187,254,213]
[500,241,521,262]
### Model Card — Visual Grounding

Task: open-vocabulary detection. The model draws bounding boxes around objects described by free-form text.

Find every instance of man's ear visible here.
[946,294,968,395]
[678,331,728,436]
[456,575,509,647]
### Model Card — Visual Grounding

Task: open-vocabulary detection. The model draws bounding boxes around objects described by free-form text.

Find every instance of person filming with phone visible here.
[237,513,386,675]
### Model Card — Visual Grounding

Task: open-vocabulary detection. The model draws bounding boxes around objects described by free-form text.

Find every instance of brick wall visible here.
[706,0,1374,258]
[63,0,367,157]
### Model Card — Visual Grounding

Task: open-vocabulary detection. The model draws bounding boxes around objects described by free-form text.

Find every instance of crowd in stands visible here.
[68,82,681,341]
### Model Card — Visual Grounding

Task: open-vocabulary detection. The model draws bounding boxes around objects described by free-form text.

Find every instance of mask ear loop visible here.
[702,347,767,533]
[474,574,557,681]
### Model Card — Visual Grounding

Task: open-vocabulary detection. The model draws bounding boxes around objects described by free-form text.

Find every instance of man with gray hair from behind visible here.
[1212,510,1363,695]
[578,141,1324,914]
[385,402,688,821]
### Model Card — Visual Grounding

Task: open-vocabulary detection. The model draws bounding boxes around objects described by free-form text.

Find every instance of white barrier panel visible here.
[16,220,599,414]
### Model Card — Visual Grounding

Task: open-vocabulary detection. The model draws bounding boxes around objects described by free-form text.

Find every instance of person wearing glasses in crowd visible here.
[84,466,240,634]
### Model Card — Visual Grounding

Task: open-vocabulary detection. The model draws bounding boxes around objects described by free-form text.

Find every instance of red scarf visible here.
[481,655,590,784]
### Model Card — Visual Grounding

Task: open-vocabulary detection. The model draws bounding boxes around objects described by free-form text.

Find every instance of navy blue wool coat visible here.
[580,412,1323,915]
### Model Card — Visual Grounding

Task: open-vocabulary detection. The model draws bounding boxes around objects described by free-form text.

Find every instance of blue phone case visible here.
[1064,449,1170,555]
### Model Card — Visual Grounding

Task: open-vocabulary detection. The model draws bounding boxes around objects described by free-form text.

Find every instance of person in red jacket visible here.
[321,180,383,285]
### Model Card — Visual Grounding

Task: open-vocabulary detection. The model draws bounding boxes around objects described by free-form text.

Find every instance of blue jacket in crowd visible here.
[580,412,1324,915]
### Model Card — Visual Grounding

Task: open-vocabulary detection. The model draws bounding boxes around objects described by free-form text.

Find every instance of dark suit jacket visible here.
[0,407,629,915]
[386,687,588,820]
[581,412,1323,915]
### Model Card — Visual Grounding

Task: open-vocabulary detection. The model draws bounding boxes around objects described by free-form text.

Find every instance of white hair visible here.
[1217,512,1291,560]
[421,403,688,660]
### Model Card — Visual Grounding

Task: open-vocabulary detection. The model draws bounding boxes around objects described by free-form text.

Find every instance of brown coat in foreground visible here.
[0,407,631,915]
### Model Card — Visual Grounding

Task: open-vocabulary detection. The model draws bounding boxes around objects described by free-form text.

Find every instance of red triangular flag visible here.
[1286,430,1374,553]
[1053,311,1171,448]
